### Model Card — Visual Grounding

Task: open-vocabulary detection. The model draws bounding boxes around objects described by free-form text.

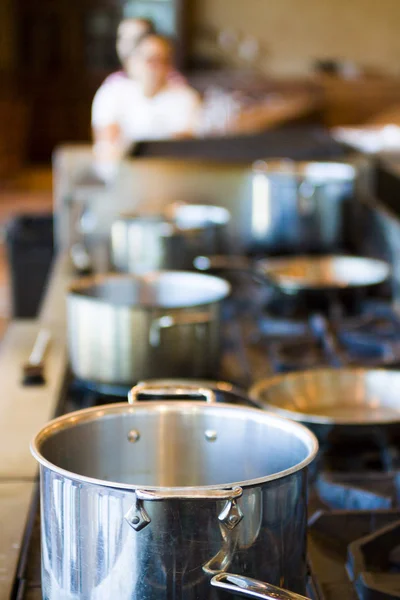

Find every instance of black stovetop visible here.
[14,285,400,600]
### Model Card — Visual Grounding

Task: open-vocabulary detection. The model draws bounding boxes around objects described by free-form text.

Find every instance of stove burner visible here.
[308,511,400,600]
[347,520,400,600]
[257,301,400,372]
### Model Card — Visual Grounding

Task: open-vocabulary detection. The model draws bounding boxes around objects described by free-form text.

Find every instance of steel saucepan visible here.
[249,367,400,442]
[111,204,231,274]
[248,160,356,254]
[194,254,390,295]
[31,383,317,599]
[67,271,230,387]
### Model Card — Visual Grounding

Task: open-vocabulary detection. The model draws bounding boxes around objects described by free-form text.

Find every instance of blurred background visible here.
[2,0,400,333]
[2,0,400,166]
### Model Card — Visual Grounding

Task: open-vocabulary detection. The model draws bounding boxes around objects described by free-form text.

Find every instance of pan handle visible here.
[128,382,217,403]
[194,255,270,287]
[210,573,310,600]
[149,311,212,347]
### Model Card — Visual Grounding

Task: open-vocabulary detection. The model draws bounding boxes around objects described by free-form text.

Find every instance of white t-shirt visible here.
[92,74,202,147]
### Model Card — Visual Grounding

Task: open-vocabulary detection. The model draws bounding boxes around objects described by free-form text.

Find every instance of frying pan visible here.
[249,367,400,440]
[194,254,390,295]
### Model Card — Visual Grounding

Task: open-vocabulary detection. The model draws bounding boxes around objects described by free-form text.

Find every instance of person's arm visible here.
[92,82,125,162]
[172,90,203,139]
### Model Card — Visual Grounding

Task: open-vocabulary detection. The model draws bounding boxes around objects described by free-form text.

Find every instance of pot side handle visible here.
[149,311,213,347]
[210,573,310,600]
[128,382,217,403]
[125,486,243,532]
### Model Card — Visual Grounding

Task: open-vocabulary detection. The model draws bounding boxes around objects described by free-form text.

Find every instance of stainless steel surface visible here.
[211,573,310,600]
[250,368,400,426]
[249,160,355,253]
[67,271,230,385]
[32,400,317,599]
[256,255,390,292]
[111,204,230,274]
[0,482,35,600]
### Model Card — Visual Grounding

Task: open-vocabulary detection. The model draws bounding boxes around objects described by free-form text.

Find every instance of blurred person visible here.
[99,18,185,100]
[92,34,201,172]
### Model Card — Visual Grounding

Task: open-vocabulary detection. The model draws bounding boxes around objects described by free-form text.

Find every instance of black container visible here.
[5,213,54,318]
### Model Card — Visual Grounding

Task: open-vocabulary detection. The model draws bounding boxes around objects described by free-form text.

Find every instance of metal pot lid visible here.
[68,271,231,308]
[30,401,318,492]
[250,367,400,426]
[256,255,390,292]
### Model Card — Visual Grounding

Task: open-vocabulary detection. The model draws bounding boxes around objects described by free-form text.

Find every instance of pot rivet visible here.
[131,516,140,525]
[229,514,238,524]
[205,429,217,442]
[128,429,140,443]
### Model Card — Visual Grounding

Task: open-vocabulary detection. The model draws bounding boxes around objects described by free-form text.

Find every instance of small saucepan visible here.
[112,204,231,274]
[249,367,400,442]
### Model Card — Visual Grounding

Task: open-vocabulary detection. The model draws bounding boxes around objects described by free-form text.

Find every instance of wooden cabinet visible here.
[15,0,187,162]
[316,75,400,127]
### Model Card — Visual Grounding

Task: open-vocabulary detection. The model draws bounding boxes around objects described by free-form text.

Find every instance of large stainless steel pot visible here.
[111,204,230,274]
[247,160,356,253]
[67,271,230,386]
[249,368,400,442]
[31,384,317,600]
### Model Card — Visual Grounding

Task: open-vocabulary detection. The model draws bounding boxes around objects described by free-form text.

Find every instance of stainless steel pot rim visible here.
[68,271,231,308]
[253,160,356,181]
[249,367,400,426]
[256,255,391,290]
[172,204,231,227]
[116,204,230,230]
[30,401,318,491]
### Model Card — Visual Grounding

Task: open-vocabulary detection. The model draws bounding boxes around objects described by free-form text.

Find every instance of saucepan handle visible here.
[149,311,213,347]
[128,382,217,403]
[210,573,310,600]
[194,255,251,273]
[194,255,271,288]
[136,486,242,501]
[125,486,244,531]
[297,181,317,216]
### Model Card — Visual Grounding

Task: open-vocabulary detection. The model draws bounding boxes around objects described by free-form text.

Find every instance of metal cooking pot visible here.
[67,271,230,387]
[247,160,356,253]
[249,368,400,442]
[31,384,317,599]
[194,254,390,295]
[111,204,230,274]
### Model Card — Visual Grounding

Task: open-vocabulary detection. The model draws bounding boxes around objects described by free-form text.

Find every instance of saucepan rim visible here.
[255,255,391,291]
[30,401,318,491]
[68,270,231,308]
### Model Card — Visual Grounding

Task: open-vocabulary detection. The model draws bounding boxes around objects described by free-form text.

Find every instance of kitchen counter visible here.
[0,252,75,599]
